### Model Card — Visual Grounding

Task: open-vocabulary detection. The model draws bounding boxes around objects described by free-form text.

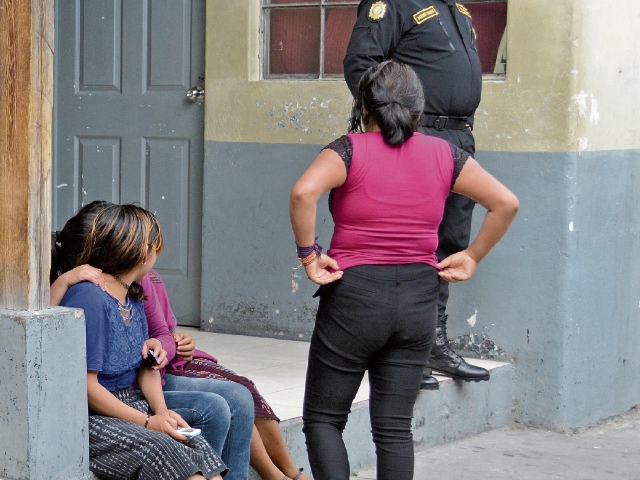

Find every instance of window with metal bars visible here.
[261,0,507,79]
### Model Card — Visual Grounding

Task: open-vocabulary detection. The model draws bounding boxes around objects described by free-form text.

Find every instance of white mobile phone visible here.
[176,427,201,438]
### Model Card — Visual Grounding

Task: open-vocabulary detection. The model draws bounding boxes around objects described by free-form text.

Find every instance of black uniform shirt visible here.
[343,0,482,121]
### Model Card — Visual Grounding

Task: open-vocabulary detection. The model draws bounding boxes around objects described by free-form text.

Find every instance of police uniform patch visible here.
[413,6,438,24]
[456,3,472,19]
[368,1,387,21]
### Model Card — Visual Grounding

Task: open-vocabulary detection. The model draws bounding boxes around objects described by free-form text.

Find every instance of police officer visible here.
[344,0,490,389]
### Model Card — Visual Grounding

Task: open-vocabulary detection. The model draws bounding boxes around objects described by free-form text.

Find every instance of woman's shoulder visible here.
[60,281,109,311]
[64,281,105,299]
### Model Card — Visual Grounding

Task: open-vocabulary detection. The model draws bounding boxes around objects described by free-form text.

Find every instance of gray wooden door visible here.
[53,0,205,326]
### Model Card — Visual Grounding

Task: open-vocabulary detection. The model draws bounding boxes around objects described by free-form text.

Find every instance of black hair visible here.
[348,60,424,146]
[51,200,110,284]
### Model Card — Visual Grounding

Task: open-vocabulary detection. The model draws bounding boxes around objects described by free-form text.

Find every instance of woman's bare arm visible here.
[290,148,348,285]
[439,157,519,282]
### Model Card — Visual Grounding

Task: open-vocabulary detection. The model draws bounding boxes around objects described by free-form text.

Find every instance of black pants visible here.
[419,125,476,317]
[303,264,440,480]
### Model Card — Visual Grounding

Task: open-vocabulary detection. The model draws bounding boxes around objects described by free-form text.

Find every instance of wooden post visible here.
[0,0,54,310]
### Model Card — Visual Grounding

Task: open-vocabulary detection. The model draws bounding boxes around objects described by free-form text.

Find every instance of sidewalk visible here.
[171,329,640,480]
[352,407,640,480]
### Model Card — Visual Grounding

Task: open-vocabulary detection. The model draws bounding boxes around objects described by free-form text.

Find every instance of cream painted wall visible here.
[205,0,640,152]
[570,0,640,152]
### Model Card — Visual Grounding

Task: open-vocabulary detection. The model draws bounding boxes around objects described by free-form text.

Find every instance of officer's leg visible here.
[425,192,489,382]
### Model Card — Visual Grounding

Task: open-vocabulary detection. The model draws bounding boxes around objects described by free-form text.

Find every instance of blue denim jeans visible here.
[163,390,230,453]
[164,373,255,480]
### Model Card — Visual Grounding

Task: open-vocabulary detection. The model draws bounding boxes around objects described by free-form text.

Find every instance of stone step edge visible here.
[265,361,514,479]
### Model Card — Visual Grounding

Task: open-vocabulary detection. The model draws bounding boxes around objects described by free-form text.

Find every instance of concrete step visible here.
[182,330,514,478]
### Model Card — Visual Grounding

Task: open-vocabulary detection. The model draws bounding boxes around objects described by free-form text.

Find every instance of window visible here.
[261,0,507,79]
[261,0,359,79]
[464,0,508,74]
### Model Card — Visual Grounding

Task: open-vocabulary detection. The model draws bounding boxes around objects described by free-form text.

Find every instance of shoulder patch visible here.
[456,3,472,19]
[413,6,439,25]
[368,1,387,21]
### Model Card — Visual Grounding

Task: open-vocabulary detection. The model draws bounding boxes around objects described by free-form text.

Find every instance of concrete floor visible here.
[177,326,369,420]
[353,407,640,480]
[183,328,640,480]
[178,327,504,422]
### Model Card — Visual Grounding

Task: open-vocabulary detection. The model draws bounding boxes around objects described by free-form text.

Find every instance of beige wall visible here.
[205,0,640,152]
[571,0,640,152]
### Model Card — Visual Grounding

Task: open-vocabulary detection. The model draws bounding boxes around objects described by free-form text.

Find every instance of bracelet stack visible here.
[296,238,323,266]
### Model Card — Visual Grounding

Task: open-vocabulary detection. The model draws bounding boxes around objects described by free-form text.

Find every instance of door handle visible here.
[186,86,205,103]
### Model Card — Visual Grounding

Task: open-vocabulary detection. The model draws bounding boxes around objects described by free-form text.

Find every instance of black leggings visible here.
[303,264,440,480]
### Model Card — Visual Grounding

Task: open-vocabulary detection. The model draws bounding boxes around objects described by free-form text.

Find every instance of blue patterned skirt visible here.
[89,389,227,480]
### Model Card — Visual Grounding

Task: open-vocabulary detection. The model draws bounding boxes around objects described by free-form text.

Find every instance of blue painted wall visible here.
[202,141,640,429]
[446,148,640,429]
[201,141,332,340]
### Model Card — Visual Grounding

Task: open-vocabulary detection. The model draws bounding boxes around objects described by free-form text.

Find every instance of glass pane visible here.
[268,8,321,75]
[463,1,508,73]
[323,7,357,74]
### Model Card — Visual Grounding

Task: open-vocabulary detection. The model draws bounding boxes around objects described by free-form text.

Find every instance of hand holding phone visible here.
[176,427,201,438]
[144,349,159,367]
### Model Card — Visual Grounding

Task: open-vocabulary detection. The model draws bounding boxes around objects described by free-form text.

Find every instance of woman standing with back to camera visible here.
[289,60,519,480]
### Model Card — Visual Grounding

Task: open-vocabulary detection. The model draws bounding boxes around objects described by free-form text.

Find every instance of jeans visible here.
[303,264,439,480]
[163,390,230,450]
[164,373,255,480]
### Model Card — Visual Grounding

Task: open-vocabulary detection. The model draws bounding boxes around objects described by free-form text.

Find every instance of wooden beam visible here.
[0,0,54,310]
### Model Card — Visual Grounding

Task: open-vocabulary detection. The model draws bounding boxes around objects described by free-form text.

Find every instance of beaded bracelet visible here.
[144,415,150,428]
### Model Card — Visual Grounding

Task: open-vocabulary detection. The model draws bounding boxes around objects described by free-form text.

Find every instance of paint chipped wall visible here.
[204,0,351,146]
[569,1,640,152]
[205,0,640,153]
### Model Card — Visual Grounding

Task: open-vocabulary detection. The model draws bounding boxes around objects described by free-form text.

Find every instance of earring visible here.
[142,260,147,265]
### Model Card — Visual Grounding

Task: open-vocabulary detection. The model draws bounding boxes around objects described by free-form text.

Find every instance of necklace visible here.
[117,296,132,322]
[113,275,131,291]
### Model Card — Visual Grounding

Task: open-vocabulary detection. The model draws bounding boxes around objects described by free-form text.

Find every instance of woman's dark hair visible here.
[51,201,164,301]
[348,60,425,145]
[51,200,111,284]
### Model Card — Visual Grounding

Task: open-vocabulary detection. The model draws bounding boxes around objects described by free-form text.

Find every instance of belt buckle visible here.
[433,116,448,131]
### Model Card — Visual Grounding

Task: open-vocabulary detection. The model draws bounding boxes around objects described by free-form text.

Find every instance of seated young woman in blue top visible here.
[56,203,227,480]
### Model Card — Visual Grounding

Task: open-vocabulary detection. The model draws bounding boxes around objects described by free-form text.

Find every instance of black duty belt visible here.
[419,114,469,131]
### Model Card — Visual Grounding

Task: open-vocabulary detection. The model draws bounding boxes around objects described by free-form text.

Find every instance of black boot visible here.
[420,369,439,390]
[426,315,490,382]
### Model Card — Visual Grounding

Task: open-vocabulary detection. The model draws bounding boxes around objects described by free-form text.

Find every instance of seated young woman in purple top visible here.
[140,269,311,480]
[289,60,519,480]
[54,203,226,480]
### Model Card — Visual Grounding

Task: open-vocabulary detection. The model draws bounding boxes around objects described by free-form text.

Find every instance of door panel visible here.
[54,0,205,325]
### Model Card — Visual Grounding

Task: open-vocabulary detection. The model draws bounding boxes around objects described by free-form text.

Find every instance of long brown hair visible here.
[72,204,163,301]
